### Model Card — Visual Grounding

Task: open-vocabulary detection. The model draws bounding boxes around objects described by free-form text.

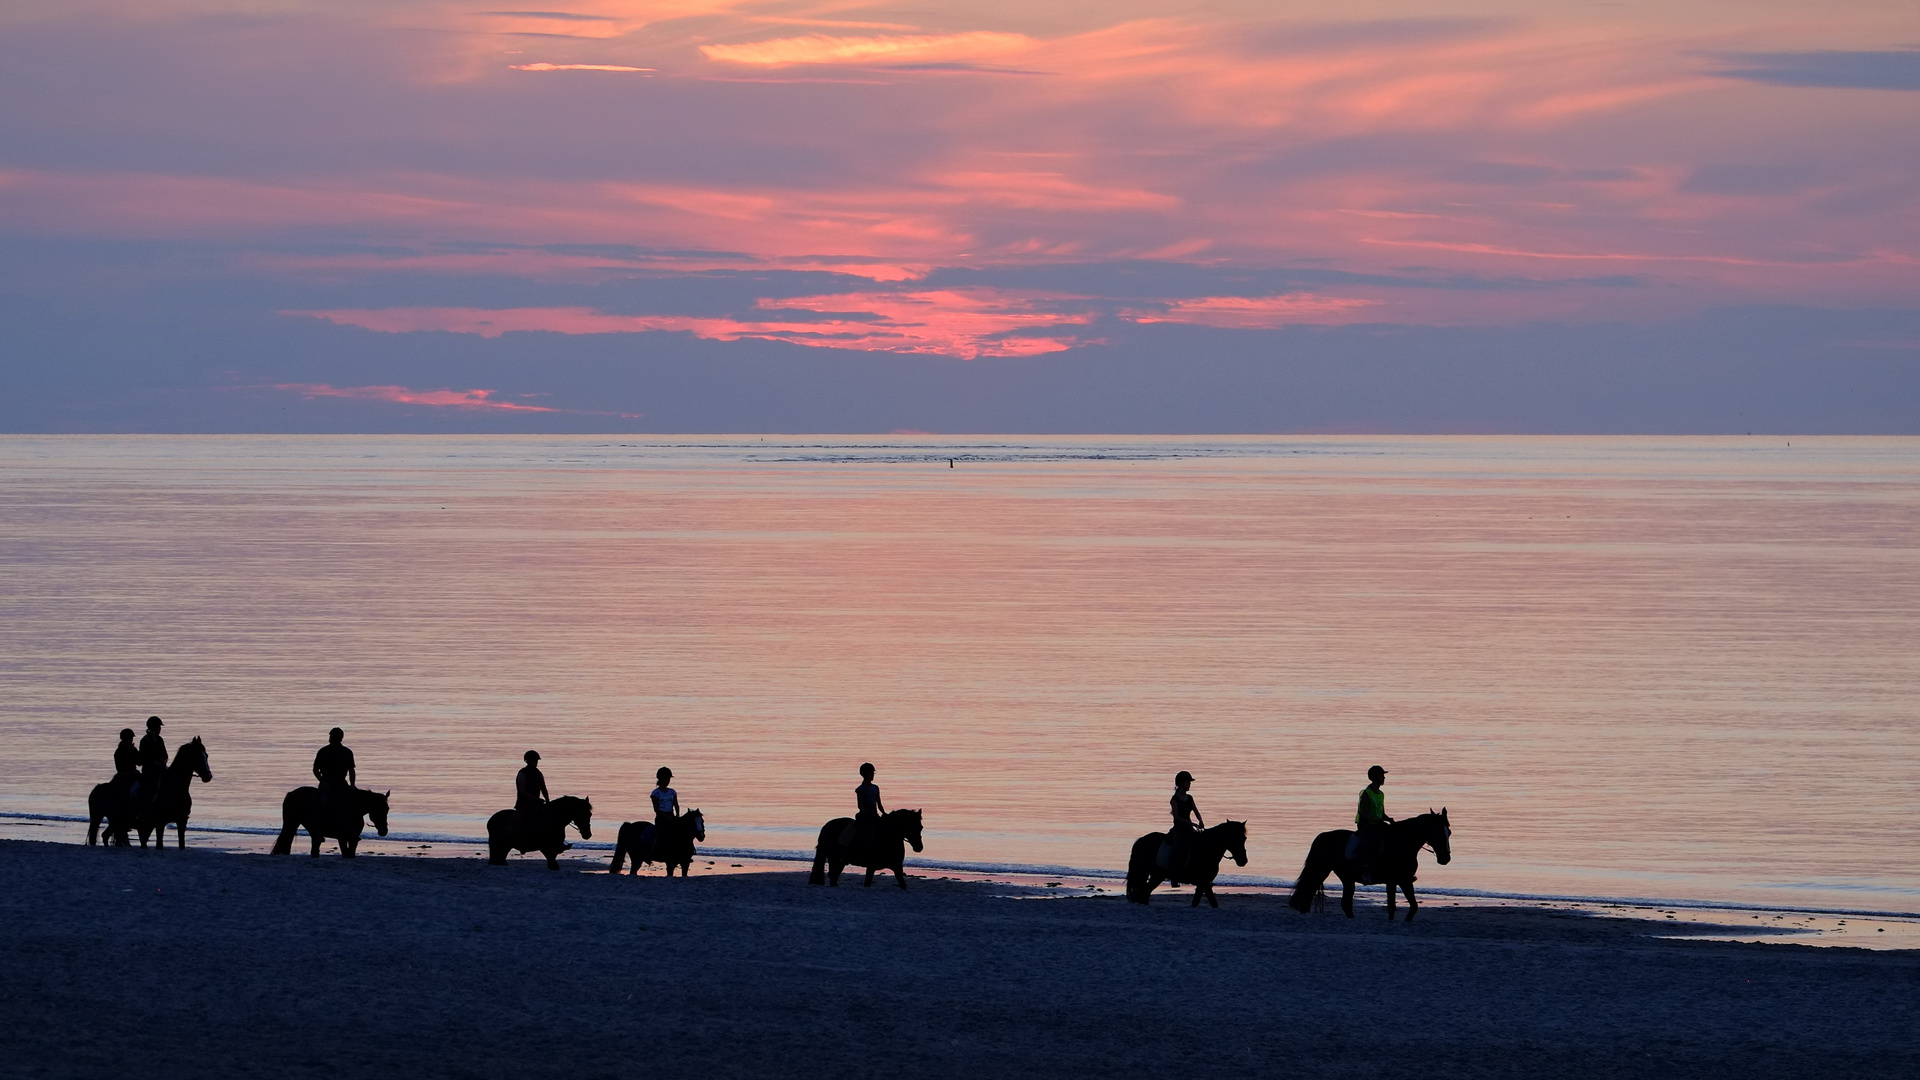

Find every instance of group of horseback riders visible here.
[107,716,170,817]
[90,718,1443,917]
[1162,764,1394,874]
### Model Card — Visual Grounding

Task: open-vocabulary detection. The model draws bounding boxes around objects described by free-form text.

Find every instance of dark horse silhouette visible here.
[271,786,392,858]
[87,737,212,849]
[1287,809,1451,920]
[1126,820,1249,907]
[809,808,924,889]
[610,809,706,877]
[487,796,593,870]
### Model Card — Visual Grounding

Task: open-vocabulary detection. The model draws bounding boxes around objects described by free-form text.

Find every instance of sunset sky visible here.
[3,0,1917,431]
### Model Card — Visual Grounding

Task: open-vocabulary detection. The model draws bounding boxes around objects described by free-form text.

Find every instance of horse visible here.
[1287,809,1451,921]
[271,785,392,858]
[1125,820,1249,908]
[809,808,924,889]
[610,810,706,877]
[87,736,212,849]
[486,796,593,870]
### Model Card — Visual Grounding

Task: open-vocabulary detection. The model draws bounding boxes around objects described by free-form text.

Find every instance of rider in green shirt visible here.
[1347,765,1392,865]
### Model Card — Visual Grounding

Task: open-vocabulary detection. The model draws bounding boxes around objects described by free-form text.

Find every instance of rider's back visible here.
[314,742,355,786]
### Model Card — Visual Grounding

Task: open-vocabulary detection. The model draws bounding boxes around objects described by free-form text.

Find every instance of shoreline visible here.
[6,838,1917,1078]
[9,809,1916,925]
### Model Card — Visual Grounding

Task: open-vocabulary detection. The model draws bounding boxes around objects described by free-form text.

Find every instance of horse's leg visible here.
[546,850,559,871]
[1341,878,1355,918]
[1207,879,1220,909]
[1385,882,1397,921]
[176,819,187,850]
[1191,884,1203,908]
[87,814,99,846]
[864,866,876,888]
[895,864,907,890]
[828,860,842,886]
[310,830,324,858]
[1402,880,1418,922]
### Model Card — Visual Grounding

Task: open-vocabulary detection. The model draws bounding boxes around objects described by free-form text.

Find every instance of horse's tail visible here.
[809,822,830,885]
[1125,833,1161,904]
[86,784,106,846]
[271,790,300,856]
[610,824,629,874]
[1288,832,1336,913]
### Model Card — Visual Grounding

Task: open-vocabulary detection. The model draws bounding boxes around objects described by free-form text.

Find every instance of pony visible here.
[610,810,706,877]
[271,785,392,858]
[610,810,705,877]
[486,796,593,870]
[809,808,924,889]
[1287,809,1451,920]
[1125,820,1249,908]
[86,736,211,850]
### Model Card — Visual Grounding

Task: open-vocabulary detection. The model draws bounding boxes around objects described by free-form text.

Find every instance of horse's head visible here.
[184,736,211,782]
[1222,820,1249,867]
[1427,807,1452,865]
[368,789,391,836]
[572,797,593,841]
[894,808,924,853]
[687,809,706,843]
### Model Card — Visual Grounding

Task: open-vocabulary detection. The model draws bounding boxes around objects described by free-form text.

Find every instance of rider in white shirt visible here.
[651,767,679,831]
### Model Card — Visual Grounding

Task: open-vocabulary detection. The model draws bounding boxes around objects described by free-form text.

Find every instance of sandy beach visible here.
[4,839,1914,1078]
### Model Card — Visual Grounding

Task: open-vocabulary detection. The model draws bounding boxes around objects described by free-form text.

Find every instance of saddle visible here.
[837,821,859,849]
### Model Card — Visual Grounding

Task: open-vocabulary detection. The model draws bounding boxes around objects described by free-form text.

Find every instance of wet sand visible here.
[5,839,1915,1078]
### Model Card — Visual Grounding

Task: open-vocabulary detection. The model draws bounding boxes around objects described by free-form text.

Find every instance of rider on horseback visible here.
[112,727,140,804]
[1345,765,1393,871]
[852,762,886,849]
[135,716,167,809]
[513,750,549,830]
[651,767,679,829]
[1160,770,1204,872]
[313,727,356,812]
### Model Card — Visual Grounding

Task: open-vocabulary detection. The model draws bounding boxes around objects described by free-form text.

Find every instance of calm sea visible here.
[2,435,1916,912]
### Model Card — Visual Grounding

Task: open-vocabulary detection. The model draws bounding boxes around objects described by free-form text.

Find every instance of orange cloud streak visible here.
[701,31,1036,66]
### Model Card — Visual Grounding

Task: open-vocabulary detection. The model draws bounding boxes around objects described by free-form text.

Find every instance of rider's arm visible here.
[538,774,550,801]
[1194,804,1206,829]
[313,753,325,783]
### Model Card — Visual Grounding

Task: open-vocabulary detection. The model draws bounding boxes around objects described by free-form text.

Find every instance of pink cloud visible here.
[8,3,1919,330]
[272,383,559,411]
[287,289,1092,358]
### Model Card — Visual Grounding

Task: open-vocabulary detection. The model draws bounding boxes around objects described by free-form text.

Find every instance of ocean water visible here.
[2,435,1916,912]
